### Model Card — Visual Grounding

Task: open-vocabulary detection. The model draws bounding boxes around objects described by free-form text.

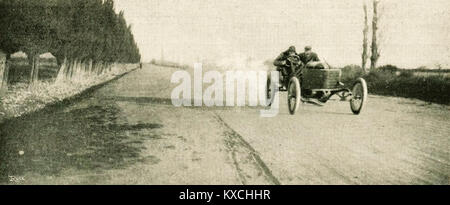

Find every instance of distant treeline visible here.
[340,65,450,105]
[0,0,140,85]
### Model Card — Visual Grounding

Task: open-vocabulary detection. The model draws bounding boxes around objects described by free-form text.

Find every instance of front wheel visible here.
[287,77,301,115]
[350,78,368,114]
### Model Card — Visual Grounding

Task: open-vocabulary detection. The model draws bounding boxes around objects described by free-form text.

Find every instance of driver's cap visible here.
[288,46,296,52]
[305,46,312,51]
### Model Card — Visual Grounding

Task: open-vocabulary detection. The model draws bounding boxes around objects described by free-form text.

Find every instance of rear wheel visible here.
[350,78,368,114]
[287,77,301,115]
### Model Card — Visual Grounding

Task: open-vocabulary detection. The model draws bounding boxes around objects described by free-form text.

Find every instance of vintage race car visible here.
[267,55,368,115]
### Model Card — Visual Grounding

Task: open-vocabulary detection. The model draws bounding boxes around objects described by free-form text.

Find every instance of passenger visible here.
[298,46,320,66]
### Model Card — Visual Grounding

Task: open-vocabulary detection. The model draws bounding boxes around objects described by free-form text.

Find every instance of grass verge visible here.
[0,63,138,124]
[341,65,450,105]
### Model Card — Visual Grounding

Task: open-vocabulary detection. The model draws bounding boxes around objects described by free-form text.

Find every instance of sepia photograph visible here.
[0,0,448,191]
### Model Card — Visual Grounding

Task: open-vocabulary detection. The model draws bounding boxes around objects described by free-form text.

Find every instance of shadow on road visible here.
[104,96,268,110]
[0,101,163,183]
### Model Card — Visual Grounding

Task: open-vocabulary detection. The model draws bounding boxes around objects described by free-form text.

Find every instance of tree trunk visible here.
[0,54,10,95]
[29,53,40,86]
[370,0,380,70]
[67,59,75,80]
[66,60,73,80]
[56,57,63,67]
[362,3,369,73]
[55,57,68,83]
[88,59,93,74]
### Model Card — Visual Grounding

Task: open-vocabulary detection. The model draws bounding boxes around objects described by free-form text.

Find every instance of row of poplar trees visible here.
[362,0,380,72]
[0,0,141,86]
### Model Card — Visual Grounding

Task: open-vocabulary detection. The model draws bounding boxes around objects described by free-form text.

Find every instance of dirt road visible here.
[1,64,448,184]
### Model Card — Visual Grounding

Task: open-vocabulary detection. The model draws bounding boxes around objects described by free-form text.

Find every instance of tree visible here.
[362,2,369,73]
[3,0,57,86]
[0,0,22,91]
[1,0,141,85]
[370,0,381,70]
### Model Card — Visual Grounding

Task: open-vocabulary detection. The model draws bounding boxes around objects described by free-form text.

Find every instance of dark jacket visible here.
[299,51,319,65]
[274,50,298,66]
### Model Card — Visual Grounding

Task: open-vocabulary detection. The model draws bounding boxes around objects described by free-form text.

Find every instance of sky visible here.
[115,0,450,69]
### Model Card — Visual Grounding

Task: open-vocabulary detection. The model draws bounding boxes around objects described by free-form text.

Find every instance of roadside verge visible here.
[0,64,139,125]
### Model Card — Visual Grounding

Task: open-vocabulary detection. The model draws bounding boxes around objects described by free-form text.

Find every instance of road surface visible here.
[0,64,448,184]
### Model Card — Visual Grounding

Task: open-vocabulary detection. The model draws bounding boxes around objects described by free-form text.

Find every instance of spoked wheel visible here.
[350,78,368,114]
[287,77,301,115]
[266,75,273,106]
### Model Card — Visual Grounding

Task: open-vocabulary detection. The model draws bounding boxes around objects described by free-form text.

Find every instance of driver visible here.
[273,46,298,77]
